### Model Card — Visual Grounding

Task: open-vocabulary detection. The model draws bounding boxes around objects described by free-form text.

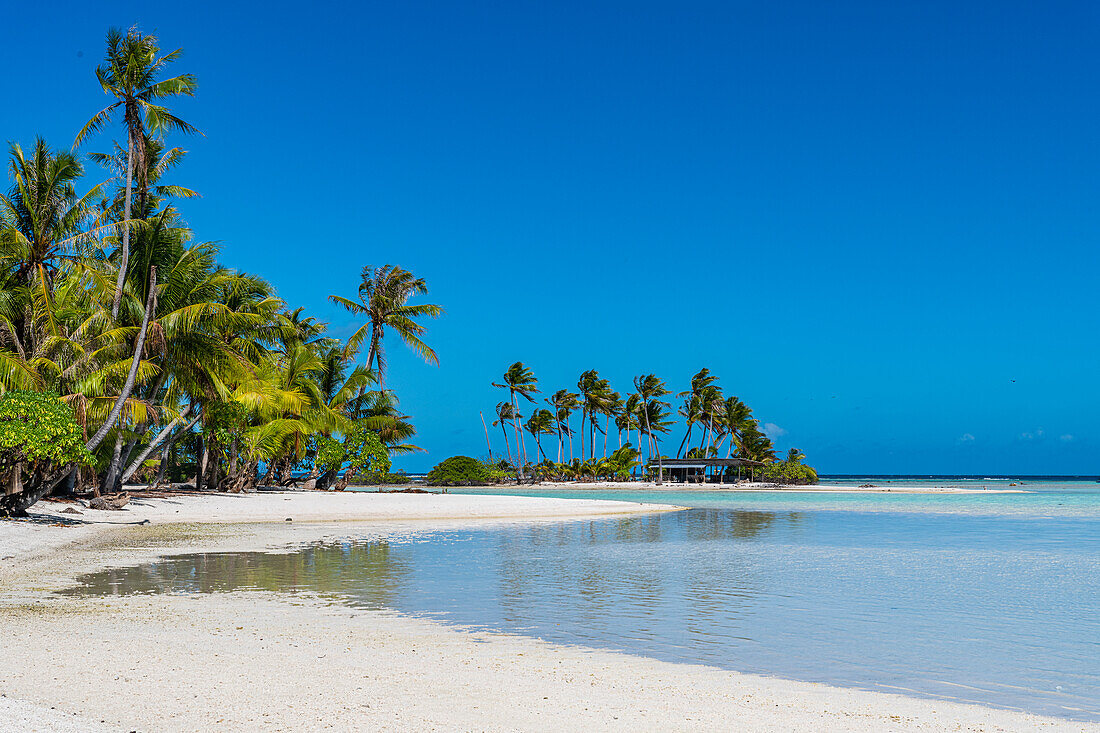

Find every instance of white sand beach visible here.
[1,491,1093,732]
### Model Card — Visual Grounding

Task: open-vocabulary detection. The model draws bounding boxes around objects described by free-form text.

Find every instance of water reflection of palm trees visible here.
[490,510,805,647]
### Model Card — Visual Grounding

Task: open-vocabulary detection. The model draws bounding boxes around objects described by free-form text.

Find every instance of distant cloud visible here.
[763,423,787,438]
[1060,434,1074,442]
[958,433,975,443]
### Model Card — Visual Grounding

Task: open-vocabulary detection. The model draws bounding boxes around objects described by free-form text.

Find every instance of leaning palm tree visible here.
[524,408,556,462]
[329,264,442,382]
[492,401,519,466]
[547,389,580,463]
[785,447,805,464]
[633,374,671,483]
[75,26,200,318]
[492,362,538,471]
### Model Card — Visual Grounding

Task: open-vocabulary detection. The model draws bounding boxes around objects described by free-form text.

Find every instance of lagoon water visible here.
[65,478,1100,720]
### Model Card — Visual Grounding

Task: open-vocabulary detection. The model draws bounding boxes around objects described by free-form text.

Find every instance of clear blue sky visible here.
[4,1,1099,474]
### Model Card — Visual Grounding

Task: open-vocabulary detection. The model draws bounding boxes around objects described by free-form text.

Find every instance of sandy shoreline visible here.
[2,491,1093,732]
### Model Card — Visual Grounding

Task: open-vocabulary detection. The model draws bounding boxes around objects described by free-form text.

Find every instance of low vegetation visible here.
[426,456,492,486]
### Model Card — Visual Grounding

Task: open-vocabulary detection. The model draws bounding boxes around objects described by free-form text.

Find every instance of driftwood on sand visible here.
[88,493,130,511]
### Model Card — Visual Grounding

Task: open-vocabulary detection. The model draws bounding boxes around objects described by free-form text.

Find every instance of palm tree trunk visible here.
[110,134,135,319]
[480,411,492,461]
[100,432,125,494]
[120,407,199,485]
[86,266,157,452]
[499,422,512,465]
[154,441,171,485]
[579,407,585,462]
[567,415,574,463]
[196,438,209,492]
[677,424,692,458]
[510,392,525,476]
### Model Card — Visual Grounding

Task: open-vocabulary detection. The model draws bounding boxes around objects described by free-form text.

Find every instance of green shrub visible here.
[316,422,391,477]
[0,391,91,469]
[427,456,491,486]
[756,462,818,485]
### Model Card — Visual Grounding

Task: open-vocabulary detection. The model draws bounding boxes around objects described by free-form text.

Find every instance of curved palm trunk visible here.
[120,406,198,484]
[480,411,493,462]
[87,266,157,453]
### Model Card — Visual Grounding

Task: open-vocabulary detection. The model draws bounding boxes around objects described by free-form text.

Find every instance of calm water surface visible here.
[64,478,1100,720]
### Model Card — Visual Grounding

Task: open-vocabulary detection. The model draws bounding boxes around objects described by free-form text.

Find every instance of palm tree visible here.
[547,389,579,463]
[492,401,518,466]
[633,374,671,483]
[597,387,622,457]
[677,368,719,457]
[786,447,805,464]
[736,421,777,480]
[0,139,104,354]
[524,408,556,462]
[329,264,442,383]
[572,372,598,457]
[492,362,538,471]
[75,26,199,319]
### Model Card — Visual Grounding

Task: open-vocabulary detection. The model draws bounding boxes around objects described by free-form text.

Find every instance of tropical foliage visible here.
[0,26,439,514]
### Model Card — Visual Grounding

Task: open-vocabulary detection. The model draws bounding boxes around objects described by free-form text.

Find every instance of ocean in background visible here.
[65,477,1100,720]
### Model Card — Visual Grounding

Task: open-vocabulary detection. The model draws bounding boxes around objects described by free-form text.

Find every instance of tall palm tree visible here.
[75,26,199,318]
[492,400,518,466]
[633,374,670,483]
[677,368,719,457]
[524,408,555,462]
[329,264,442,383]
[598,387,622,457]
[547,388,579,463]
[786,447,805,464]
[719,396,753,457]
[492,362,538,471]
[576,370,600,461]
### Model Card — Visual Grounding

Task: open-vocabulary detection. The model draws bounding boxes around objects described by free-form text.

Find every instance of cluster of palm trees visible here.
[0,27,441,514]
[484,363,783,482]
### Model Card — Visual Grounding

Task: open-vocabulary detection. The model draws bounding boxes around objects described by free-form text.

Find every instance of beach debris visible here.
[859,484,875,488]
[60,507,82,515]
[88,493,130,511]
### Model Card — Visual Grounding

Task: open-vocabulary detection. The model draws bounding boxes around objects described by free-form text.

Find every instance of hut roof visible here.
[649,457,766,468]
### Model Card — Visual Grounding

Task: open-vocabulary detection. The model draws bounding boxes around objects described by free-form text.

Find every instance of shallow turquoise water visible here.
[63,478,1100,720]
[450,477,1100,518]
